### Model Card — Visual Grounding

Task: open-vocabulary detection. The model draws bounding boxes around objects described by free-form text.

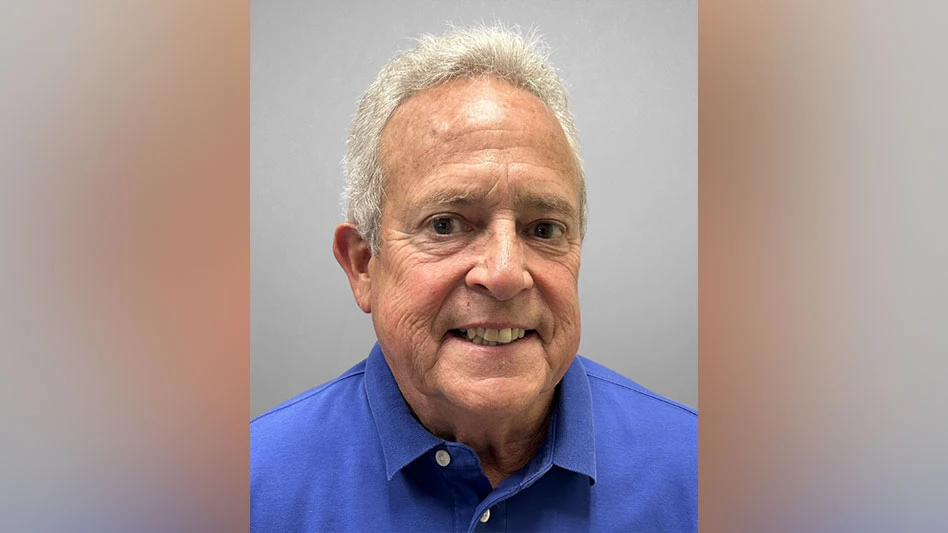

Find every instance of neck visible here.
[406,390,555,487]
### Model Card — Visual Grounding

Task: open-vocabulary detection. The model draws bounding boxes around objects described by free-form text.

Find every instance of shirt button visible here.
[435,449,451,467]
[479,509,491,523]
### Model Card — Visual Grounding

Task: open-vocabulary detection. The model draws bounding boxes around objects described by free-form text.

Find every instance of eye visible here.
[530,221,565,240]
[429,216,464,235]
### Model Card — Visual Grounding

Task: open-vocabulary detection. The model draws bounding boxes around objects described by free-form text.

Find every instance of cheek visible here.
[554,292,582,336]
[537,264,582,337]
[373,258,462,340]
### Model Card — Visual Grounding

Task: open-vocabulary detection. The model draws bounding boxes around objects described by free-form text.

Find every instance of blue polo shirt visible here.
[251,344,696,532]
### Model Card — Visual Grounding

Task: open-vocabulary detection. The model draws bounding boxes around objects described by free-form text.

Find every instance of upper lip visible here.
[455,323,533,331]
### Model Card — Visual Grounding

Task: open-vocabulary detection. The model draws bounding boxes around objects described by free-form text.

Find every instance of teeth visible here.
[498,328,512,343]
[461,327,527,345]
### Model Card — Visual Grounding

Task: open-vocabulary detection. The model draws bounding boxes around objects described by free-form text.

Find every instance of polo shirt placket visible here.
[429,443,509,532]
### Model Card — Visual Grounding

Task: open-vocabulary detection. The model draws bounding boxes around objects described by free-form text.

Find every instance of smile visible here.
[454,327,531,346]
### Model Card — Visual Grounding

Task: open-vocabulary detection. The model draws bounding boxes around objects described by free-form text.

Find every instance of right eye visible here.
[429,216,463,235]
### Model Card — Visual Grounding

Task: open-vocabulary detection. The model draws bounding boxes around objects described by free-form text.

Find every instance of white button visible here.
[435,450,451,467]
[479,509,491,523]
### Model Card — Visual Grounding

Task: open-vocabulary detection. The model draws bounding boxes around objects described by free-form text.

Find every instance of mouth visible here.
[451,327,535,346]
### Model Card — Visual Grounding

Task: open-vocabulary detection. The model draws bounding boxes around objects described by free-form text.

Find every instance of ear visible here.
[332,222,373,314]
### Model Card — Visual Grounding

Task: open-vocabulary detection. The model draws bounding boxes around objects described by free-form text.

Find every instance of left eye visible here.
[530,221,564,239]
[429,216,462,235]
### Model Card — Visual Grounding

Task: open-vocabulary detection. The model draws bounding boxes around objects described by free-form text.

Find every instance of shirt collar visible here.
[364,343,597,484]
[548,356,597,484]
[364,343,444,480]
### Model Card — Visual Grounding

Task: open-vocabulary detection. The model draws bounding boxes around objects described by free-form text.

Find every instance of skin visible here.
[334,76,583,487]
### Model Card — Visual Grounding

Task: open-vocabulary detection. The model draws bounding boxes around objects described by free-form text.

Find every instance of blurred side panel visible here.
[0,1,248,530]
[700,0,947,531]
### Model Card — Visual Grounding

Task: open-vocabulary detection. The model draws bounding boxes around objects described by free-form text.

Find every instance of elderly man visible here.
[251,25,696,532]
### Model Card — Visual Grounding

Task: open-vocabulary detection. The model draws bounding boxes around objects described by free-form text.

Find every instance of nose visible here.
[465,222,535,301]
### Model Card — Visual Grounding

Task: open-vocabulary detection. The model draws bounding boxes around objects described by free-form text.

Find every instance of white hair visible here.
[343,24,587,254]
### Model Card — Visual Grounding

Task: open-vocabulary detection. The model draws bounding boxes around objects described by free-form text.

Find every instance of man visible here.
[251,25,696,532]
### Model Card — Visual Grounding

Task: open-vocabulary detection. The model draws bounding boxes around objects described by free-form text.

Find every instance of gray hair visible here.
[344,24,586,254]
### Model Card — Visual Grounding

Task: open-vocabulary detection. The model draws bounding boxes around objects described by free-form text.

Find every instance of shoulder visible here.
[251,360,370,461]
[579,356,696,418]
[577,357,698,533]
[251,360,378,530]
[578,355,696,461]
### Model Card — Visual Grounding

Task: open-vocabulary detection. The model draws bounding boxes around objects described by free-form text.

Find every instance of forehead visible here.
[378,77,579,208]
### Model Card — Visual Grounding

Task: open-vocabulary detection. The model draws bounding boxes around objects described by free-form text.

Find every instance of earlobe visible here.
[332,222,373,313]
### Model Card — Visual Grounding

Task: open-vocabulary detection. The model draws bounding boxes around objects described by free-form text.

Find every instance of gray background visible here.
[251,0,696,418]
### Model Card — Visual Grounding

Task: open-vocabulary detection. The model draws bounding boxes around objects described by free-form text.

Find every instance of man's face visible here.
[369,77,582,419]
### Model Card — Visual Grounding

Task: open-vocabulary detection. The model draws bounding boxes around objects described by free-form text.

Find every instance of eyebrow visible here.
[516,194,578,220]
[421,189,480,207]
[410,188,578,220]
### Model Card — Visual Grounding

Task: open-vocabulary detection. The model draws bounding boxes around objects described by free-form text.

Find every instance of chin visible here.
[447,377,549,418]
